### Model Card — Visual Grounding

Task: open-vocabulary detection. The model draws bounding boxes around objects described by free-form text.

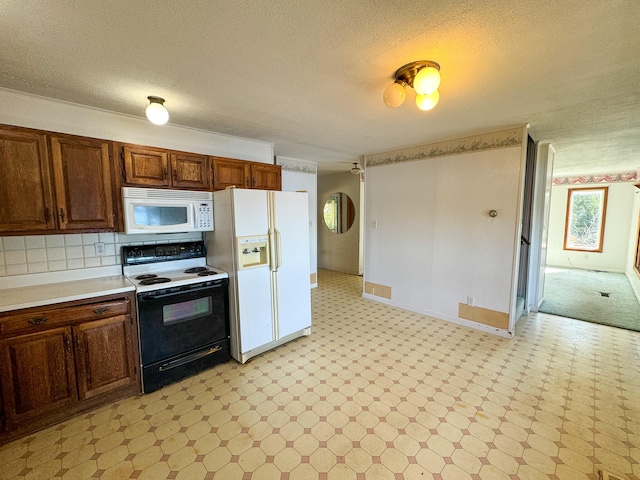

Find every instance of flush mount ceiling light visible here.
[145,96,169,125]
[383,60,441,111]
[350,162,362,174]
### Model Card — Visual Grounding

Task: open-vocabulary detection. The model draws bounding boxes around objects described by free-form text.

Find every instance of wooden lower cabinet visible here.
[0,327,77,429]
[74,314,137,401]
[0,294,140,444]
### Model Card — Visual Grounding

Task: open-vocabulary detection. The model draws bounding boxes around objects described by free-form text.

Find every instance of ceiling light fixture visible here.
[383,60,441,111]
[350,163,362,175]
[145,96,169,125]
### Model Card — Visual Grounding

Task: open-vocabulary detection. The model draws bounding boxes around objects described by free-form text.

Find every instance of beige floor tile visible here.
[2,270,640,479]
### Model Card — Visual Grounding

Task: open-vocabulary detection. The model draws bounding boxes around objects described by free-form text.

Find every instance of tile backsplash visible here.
[0,232,203,277]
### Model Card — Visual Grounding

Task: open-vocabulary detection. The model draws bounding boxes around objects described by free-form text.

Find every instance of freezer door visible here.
[232,189,269,236]
[270,191,312,337]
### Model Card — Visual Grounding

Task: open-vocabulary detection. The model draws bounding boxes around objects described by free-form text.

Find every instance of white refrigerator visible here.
[206,189,312,363]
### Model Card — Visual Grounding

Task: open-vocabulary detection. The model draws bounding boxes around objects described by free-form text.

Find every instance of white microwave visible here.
[122,187,214,234]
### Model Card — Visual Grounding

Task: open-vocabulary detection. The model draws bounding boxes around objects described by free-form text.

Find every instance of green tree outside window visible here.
[563,187,608,252]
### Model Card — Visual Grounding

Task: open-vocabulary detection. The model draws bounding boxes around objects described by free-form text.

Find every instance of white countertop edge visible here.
[0,284,136,313]
[0,274,136,314]
[0,265,123,289]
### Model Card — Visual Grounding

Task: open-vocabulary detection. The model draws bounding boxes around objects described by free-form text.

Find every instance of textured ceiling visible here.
[1,0,639,175]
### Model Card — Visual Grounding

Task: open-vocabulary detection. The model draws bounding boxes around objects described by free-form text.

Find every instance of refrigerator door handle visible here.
[275,228,282,271]
[268,228,277,272]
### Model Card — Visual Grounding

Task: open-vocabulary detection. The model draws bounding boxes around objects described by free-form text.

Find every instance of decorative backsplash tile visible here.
[0,232,202,277]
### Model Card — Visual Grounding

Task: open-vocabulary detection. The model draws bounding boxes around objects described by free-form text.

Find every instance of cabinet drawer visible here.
[0,300,130,337]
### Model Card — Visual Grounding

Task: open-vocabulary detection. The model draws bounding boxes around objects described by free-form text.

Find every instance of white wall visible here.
[363,127,526,337]
[317,172,361,275]
[546,182,635,272]
[277,156,318,288]
[0,88,273,162]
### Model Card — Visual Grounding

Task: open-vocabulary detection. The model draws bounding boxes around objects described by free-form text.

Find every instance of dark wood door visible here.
[50,136,115,230]
[170,153,209,189]
[0,327,77,428]
[123,145,170,187]
[74,311,137,400]
[251,163,281,191]
[212,157,250,190]
[0,126,56,233]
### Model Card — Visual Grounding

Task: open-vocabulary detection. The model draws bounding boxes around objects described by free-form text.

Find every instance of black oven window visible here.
[134,205,188,226]
[163,297,212,325]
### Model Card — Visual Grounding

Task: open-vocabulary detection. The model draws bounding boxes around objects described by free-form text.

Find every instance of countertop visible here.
[0,275,135,313]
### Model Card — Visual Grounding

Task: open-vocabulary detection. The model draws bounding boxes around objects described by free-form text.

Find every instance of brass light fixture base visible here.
[394,60,440,88]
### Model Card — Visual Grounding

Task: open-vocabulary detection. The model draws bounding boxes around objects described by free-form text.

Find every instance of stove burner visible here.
[197,271,218,276]
[139,277,172,285]
[184,267,209,274]
[136,274,158,280]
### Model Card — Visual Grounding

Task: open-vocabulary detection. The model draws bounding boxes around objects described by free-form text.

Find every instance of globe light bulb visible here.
[145,97,169,125]
[413,66,441,95]
[416,90,440,111]
[383,82,406,108]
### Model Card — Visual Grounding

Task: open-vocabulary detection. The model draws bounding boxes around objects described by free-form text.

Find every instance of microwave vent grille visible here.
[123,187,213,201]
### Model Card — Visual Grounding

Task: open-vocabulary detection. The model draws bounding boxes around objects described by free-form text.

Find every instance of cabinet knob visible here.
[93,306,110,315]
[173,169,178,181]
[163,168,167,179]
[28,317,47,325]
[59,208,65,222]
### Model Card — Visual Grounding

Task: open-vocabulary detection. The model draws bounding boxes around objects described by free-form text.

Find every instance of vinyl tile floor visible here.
[1,270,639,480]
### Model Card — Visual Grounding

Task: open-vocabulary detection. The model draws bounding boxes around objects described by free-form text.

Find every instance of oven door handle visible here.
[139,282,226,301]
[158,345,223,371]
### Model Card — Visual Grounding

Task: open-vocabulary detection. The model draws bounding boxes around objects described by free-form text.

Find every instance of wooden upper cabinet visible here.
[211,156,281,191]
[122,145,209,190]
[50,136,115,230]
[0,127,56,232]
[0,327,77,428]
[251,163,282,191]
[123,145,170,187]
[170,153,209,189]
[212,156,250,190]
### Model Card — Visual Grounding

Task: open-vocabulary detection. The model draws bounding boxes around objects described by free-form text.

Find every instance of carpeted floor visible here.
[539,267,640,332]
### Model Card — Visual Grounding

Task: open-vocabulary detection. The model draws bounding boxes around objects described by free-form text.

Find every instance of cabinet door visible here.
[50,136,115,230]
[251,163,282,191]
[212,157,250,190]
[170,153,209,189]
[74,313,137,400]
[123,145,170,187]
[0,127,56,232]
[0,327,77,428]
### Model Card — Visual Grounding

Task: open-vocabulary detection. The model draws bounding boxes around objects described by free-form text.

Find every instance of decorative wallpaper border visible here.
[365,127,524,168]
[552,171,637,185]
[276,157,317,174]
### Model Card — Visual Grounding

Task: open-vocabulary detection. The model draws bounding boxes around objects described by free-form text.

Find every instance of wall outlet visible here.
[94,242,105,256]
[371,220,377,229]
[467,296,475,307]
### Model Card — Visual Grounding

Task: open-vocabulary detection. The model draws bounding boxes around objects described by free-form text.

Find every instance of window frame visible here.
[563,186,608,253]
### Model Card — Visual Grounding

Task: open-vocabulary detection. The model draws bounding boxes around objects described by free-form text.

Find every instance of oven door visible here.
[137,279,229,365]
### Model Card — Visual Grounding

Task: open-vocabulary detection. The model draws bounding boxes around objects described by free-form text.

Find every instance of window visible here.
[563,187,608,252]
